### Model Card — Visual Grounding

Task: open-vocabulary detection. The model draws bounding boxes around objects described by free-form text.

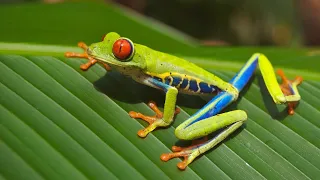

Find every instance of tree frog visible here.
[65,32,303,170]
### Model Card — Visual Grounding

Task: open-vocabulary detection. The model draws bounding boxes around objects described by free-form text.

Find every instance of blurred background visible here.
[111,0,320,47]
[1,0,320,47]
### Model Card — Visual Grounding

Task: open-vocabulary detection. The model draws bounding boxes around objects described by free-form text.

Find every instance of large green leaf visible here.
[1,50,319,179]
[1,1,320,180]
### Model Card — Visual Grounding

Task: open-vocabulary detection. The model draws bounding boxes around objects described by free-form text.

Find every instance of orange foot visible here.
[160,137,208,170]
[129,101,180,138]
[65,42,111,71]
[276,69,303,115]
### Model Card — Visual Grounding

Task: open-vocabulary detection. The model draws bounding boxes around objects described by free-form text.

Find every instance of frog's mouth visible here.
[86,48,114,66]
[88,51,136,69]
[90,54,124,67]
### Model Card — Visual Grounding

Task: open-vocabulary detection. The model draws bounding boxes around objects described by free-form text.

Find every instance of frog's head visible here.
[87,32,146,70]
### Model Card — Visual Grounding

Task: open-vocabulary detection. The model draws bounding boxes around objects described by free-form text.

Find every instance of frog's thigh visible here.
[175,110,247,140]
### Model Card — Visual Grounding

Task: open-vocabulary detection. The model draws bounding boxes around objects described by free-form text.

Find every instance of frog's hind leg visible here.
[160,53,303,170]
[160,91,247,170]
[231,53,303,113]
[161,109,247,170]
[160,54,259,170]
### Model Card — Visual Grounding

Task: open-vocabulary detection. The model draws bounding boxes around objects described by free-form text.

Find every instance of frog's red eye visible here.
[112,38,134,61]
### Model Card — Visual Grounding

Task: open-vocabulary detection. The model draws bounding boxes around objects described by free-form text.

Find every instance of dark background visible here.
[2,0,320,46]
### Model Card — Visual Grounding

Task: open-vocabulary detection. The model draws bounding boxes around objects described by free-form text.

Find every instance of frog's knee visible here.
[174,123,191,140]
[230,86,239,101]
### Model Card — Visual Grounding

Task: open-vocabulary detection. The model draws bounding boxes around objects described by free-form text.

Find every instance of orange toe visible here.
[277,69,303,115]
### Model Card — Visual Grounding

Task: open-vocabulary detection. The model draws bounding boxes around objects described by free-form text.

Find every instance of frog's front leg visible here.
[129,78,180,138]
[65,42,111,71]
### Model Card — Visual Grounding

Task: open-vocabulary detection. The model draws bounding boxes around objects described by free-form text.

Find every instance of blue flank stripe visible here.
[153,76,163,82]
[149,78,171,92]
[172,76,182,86]
[200,82,215,93]
[180,79,189,88]
[164,77,171,85]
[189,80,199,92]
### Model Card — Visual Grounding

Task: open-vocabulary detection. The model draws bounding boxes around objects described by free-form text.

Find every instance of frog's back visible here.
[138,44,231,94]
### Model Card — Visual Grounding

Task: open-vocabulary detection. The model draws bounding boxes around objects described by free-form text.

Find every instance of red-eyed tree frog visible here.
[65,32,303,170]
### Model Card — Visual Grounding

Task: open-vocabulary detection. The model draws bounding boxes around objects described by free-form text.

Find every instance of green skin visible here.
[83,32,302,170]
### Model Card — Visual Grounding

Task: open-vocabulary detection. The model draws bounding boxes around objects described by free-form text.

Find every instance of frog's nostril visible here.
[87,48,92,55]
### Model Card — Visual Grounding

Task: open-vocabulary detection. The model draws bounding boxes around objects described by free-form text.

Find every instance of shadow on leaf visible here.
[93,71,209,109]
[257,75,292,120]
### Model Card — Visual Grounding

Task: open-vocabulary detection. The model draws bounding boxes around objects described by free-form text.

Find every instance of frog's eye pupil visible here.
[112,38,134,61]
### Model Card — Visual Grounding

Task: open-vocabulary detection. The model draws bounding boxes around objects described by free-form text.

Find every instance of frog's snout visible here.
[87,43,101,56]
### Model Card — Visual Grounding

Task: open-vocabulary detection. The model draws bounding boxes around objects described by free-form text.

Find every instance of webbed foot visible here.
[129,101,180,138]
[276,69,303,115]
[160,137,208,170]
[65,42,111,71]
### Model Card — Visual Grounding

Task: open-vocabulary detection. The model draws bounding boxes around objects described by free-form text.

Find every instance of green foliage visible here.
[0,1,319,179]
